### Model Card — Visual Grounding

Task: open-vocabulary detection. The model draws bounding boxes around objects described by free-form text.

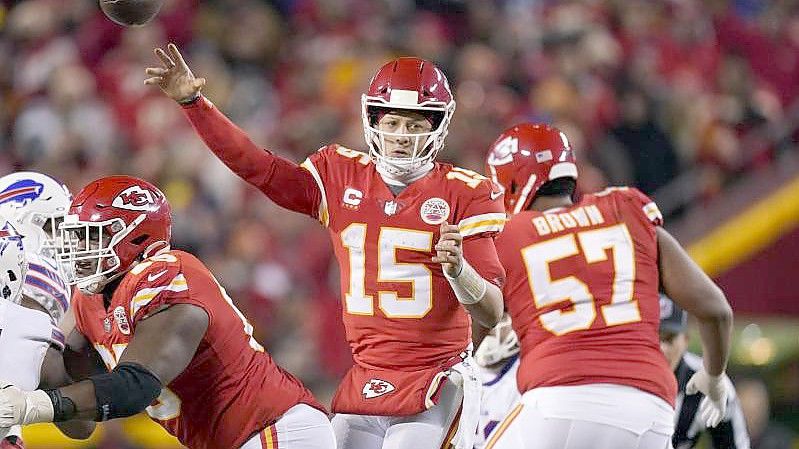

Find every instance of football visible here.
[99,0,164,27]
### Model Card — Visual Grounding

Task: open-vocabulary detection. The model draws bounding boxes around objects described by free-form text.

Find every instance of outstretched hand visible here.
[144,43,206,103]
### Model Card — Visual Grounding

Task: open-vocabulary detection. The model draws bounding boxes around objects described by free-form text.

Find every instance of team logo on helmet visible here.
[420,198,450,225]
[112,186,157,211]
[362,378,396,399]
[0,179,44,208]
[113,306,131,335]
[487,136,519,166]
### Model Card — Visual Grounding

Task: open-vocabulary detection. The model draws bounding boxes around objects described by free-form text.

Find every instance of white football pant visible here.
[486,384,674,449]
[332,379,463,449]
[240,404,336,449]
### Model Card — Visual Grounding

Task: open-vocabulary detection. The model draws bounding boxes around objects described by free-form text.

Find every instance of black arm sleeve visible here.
[89,362,162,421]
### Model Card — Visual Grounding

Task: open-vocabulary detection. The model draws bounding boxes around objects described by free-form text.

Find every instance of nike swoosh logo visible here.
[490,190,502,201]
[147,269,169,282]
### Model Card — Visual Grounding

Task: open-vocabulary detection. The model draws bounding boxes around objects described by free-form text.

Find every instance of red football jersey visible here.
[72,250,323,449]
[302,145,506,415]
[495,187,677,406]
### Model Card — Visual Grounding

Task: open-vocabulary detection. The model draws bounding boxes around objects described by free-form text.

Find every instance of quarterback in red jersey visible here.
[144,44,505,449]
[483,124,734,449]
[0,176,334,449]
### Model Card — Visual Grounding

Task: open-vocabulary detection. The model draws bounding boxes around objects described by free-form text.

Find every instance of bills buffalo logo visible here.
[112,186,157,211]
[362,378,396,399]
[113,306,131,335]
[0,179,44,208]
[420,197,450,225]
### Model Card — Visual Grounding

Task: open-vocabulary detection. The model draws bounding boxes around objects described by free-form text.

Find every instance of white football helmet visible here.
[0,219,28,304]
[0,172,72,259]
[475,314,520,367]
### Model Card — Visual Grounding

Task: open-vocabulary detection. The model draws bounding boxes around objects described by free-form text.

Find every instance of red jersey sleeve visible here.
[451,173,507,288]
[455,175,507,240]
[463,235,506,289]
[182,96,321,218]
[617,187,664,227]
[124,254,196,326]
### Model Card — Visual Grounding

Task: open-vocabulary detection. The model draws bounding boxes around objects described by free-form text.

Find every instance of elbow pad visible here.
[89,362,162,421]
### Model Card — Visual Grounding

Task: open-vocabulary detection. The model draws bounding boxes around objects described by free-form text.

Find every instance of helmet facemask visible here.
[25,209,68,259]
[57,213,146,294]
[362,98,455,181]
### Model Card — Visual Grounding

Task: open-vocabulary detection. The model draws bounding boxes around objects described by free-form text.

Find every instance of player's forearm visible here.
[461,281,503,328]
[55,380,97,421]
[445,258,503,328]
[696,307,732,376]
[181,96,321,216]
[182,96,274,186]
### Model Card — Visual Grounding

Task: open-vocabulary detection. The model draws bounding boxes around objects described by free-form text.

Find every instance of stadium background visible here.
[0,0,796,447]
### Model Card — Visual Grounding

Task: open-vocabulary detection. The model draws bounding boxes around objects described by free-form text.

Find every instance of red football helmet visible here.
[486,123,578,215]
[57,176,171,294]
[362,57,456,178]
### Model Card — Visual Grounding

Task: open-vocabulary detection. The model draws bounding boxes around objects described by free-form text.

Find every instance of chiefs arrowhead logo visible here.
[362,378,396,399]
[112,186,157,211]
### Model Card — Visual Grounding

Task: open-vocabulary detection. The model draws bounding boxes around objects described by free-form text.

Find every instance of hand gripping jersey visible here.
[495,187,677,406]
[302,146,506,415]
[71,250,323,449]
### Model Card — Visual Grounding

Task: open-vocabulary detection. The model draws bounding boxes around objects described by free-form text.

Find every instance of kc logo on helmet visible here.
[112,186,157,211]
[362,378,396,399]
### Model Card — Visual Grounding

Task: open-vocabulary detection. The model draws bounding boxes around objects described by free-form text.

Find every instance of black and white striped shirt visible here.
[673,352,751,449]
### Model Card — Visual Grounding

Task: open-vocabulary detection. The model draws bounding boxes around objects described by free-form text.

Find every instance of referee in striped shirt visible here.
[660,295,751,449]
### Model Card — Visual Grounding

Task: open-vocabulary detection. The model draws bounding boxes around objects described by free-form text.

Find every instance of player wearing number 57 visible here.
[483,124,734,449]
[145,43,505,449]
[0,175,335,449]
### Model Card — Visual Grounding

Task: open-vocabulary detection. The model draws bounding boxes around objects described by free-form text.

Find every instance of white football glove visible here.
[0,383,54,428]
[685,370,729,428]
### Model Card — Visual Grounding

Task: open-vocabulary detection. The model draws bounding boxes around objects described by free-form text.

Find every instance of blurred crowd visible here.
[1,0,798,447]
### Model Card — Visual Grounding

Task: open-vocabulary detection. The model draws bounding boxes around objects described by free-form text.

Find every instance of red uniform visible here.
[72,250,323,449]
[304,146,505,415]
[494,187,677,406]
[182,97,506,416]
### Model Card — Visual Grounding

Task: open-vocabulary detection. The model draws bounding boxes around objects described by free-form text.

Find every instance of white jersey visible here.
[475,355,520,449]
[22,251,70,326]
[0,300,60,389]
